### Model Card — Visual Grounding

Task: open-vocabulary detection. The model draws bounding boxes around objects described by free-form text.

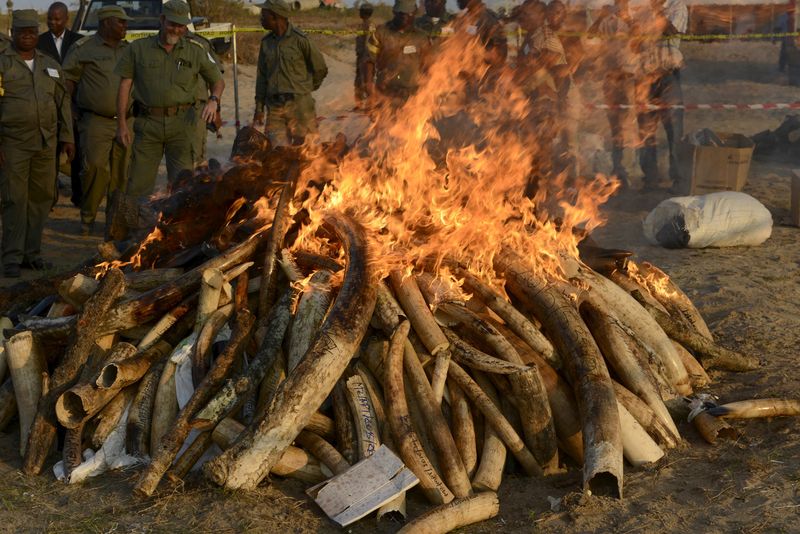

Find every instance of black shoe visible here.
[3,264,20,278]
[81,222,95,236]
[21,258,53,271]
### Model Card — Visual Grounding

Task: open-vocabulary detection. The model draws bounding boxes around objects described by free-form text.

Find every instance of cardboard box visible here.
[677,132,754,196]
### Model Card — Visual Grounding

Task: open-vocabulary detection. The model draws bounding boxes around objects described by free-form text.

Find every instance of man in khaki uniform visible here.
[63,6,133,236]
[415,0,454,40]
[365,0,431,106]
[115,0,224,199]
[253,0,328,146]
[0,10,74,277]
[187,31,223,165]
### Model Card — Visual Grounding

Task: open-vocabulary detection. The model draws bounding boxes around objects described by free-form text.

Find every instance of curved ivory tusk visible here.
[397,492,500,534]
[5,331,46,456]
[707,399,800,419]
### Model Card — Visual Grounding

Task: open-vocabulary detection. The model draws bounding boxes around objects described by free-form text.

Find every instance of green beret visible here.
[162,0,191,26]
[98,5,134,21]
[12,9,40,29]
[259,0,291,19]
[393,0,417,14]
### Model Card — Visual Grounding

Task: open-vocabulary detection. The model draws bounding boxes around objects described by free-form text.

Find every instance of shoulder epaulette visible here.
[291,26,309,38]
[188,38,208,50]
[73,35,92,48]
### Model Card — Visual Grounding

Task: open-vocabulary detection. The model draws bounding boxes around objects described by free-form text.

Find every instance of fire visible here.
[627,261,677,300]
[95,226,164,278]
[291,24,619,289]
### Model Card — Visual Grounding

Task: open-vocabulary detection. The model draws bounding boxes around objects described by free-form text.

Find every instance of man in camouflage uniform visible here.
[0,10,74,277]
[253,0,328,146]
[365,0,431,106]
[63,6,134,236]
[115,0,224,199]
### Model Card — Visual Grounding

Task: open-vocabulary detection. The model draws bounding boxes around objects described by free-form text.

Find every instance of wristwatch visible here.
[209,95,219,104]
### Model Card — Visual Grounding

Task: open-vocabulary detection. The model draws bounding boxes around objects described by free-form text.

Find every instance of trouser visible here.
[266,93,318,147]
[354,59,369,104]
[0,142,56,266]
[79,113,132,226]
[193,101,209,165]
[637,69,684,187]
[603,72,637,182]
[126,109,196,199]
[71,118,83,205]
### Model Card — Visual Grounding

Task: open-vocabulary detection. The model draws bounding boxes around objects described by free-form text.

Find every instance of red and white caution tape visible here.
[588,101,800,111]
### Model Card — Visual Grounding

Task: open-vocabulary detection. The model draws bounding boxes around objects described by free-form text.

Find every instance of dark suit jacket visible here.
[37,29,83,65]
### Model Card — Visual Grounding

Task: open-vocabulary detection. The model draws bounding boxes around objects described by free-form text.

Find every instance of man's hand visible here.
[253,111,265,126]
[117,123,132,147]
[61,142,76,162]
[201,99,218,123]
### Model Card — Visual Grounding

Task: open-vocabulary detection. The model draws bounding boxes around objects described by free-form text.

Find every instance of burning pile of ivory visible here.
[1,139,794,532]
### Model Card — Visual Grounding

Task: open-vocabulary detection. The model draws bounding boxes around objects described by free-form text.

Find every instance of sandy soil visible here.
[1,38,799,533]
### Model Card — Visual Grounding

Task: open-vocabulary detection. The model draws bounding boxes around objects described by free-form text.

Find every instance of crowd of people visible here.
[0,0,224,278]
[0,0,691,278]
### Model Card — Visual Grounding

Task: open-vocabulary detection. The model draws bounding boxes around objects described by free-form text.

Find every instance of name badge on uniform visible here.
[466,25,478,35]
[441,26,454,35]
[403,45,417,54]
[46,68,60,78]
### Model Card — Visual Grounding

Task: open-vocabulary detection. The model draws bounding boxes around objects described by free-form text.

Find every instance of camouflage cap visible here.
[359,1,374,13]
[163,0,192,26]
[11,9,40,29]
[393,0,417,14]
[259,0,291,19]
[98,5,134,21]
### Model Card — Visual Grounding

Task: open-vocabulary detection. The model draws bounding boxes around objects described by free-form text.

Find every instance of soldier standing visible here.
[253,0,328,146]
[354,2,374,106]
[0,10,74,277]
[364,0,431,106]
[187,31,223,165]
[63,6,134,237]
[415,0,454,40]
[115,0,224,199]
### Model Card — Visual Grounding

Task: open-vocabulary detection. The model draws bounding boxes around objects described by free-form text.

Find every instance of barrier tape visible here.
[588,101,800,110]
[125,26,800,42]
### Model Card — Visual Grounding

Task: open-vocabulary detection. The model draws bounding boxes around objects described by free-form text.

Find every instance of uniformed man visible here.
[253,0,328,146]
[63,5,134,237]
[454,0,504,50]
[115,0,224,199]
[187,31,223,165]
[354,2,374,106]
[364,0,431,106]
[0,10,74,277]
[415,0,454,40]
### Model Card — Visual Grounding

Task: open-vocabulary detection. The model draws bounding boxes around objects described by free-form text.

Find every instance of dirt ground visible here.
[0,33,799,533]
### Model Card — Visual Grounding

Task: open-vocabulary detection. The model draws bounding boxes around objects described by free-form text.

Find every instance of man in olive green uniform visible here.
[187,31,223,165]
[253,0,328,146]
[0,11,74,277]
[415,0,454,40]
[365,0,431,105]
[115,0,224,199]
[63,6,133,237]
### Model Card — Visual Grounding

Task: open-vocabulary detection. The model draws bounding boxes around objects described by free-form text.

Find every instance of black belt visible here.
[140,103,193,117]
[267,93,295,106]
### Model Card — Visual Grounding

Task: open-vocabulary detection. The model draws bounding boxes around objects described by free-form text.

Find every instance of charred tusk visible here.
[496,248,622,497]
[331,379,358,465]
[286,270,333,372]
[383,320,454,504]
[456,268,557,368]
[23,268,127,475]
[631,291,759,372]
[403,340,473,498]
[447,361,542,477]
[203,212,377,491]
[580,299,680,439]
[442,329,529,374]
[389,272,450,405]
[126,359,165,457]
